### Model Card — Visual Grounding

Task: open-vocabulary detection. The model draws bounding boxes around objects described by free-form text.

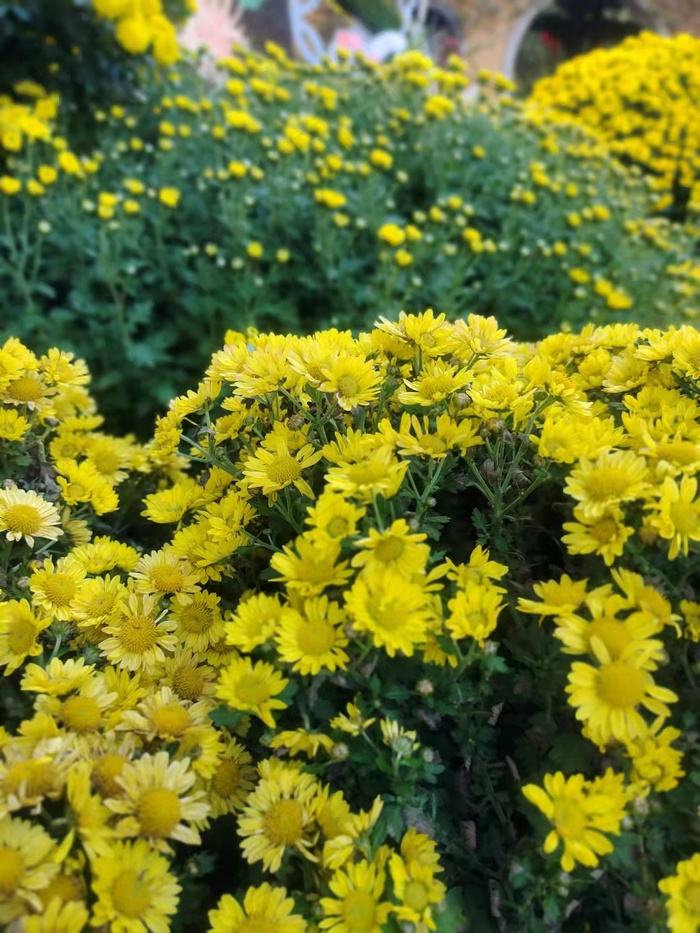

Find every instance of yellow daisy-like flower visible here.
[225,592,286,653]
[130,549,200,600]
[99,593,178,674]
[207,738,257,817]
[0,599,51,673]
[140,479,202,524]
[0,408,31,442]
[522,770,626,873]
[21,656,94,696]
[106,751,210,852]
[70,535,139,574]
[269,728,335,759]
[659,852,700,933]
[552,600,663,663]
[207,884,307,933]
[90,838,181,933]
[0,814,60,923]
[118,686,213,742]
[391,411,483,460]
[566,642,678,746]
[646,475,700,559]
[217,657,289,729]
[71,574,128,631]
[270,536,353,598]
[563,450,651,520]
[22,897,90,933]
[627,725,685,795]
[242,441,322,501]
[345,568,431,657]
[43,671,118,737]
[397,359,472,407]
[163,648,218,702]
[170,589,225,652]
[517,574,590,619]
[237,759,319,872]
[29,556,87,621]
[319,859,392,933]
[561,504,635,567]
[352,519,430,577]
[0,487,63,548]
[325,446,408,504]
[389,853,446,931]
[275,596,349,675]
[446,581,505,646]
[319,354,383,411]
[304,491,366,545]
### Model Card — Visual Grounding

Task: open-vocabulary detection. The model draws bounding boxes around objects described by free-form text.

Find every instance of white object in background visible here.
[288,0,326,64]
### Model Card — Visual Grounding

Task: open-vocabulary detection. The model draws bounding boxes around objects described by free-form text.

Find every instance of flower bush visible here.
[3,309,700,930]
[0,0,192,152]
[1,46,699,433]
[528,32,700,219]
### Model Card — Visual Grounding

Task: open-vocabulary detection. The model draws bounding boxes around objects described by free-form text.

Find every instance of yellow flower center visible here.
[3,503,43,535]
[597,662,647,709]
[40,871,84,906]
[417,375,453,400]
[150,703,192,737]
[111,869,152,918]
[7,375,45,402]
[295,620,336,655]
[120,615,158,654]
[92,754,127,797]
[150,565,184,593]
[346,460,388,485]
[85,590,119,616]
[552,798,587,840]
[0,845,24,896]
[7,615,36,654]
[61,695,102,732]
[178,603,213,634]
[91,449,121,476]
[587,617,631,661]
[404,879,430,913]
[211,759,241,798]
[684,882,700,914]
[584,467,632,501]
[235,673,272,706]
[590,518,620,544]
[172,664,205,700]
[4,759,53,797]
[41,573,77,606]
[137,788,181,837]
[263,798,303,845]
[326,516,350,539]
[422,333,438,348]
[336,375,361,398]
[342,890,378,933]
[266,455,302,486]
[420,435,447,454]
[371,605,401,632]
[64,482,88,500]
[373,535,404,563]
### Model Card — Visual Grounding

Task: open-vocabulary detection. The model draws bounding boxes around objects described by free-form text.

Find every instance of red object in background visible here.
[540,30,562,52]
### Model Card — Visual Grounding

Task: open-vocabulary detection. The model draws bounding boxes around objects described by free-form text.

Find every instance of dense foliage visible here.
[3,312,700,931]
[2,47,699,434]
[528,32,700,220]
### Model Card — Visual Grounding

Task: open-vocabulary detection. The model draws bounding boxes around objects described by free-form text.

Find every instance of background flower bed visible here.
[1,47,699,434]
[3,311,700,931]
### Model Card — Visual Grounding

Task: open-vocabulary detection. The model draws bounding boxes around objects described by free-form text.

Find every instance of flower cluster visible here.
[0,81,58,156]
[528,32,700,216]
[92,0,193,65]
[2,45,698,432]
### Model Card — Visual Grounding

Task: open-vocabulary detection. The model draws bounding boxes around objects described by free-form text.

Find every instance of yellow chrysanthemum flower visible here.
[207,884,307,933]
[238,759,319,872]
[659,852,700,933]
[207,738,257,817]
[319,859,392,933]
[217,657,289,729]
[106,751,210,852]
[0,487,63,548]
[0,814,60,923]
[275,596,349,675]
[99,592,178,674]
[522,769,626,873]
[345,567,431,657]
[90,839,181,932]
[0,599,51,673]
